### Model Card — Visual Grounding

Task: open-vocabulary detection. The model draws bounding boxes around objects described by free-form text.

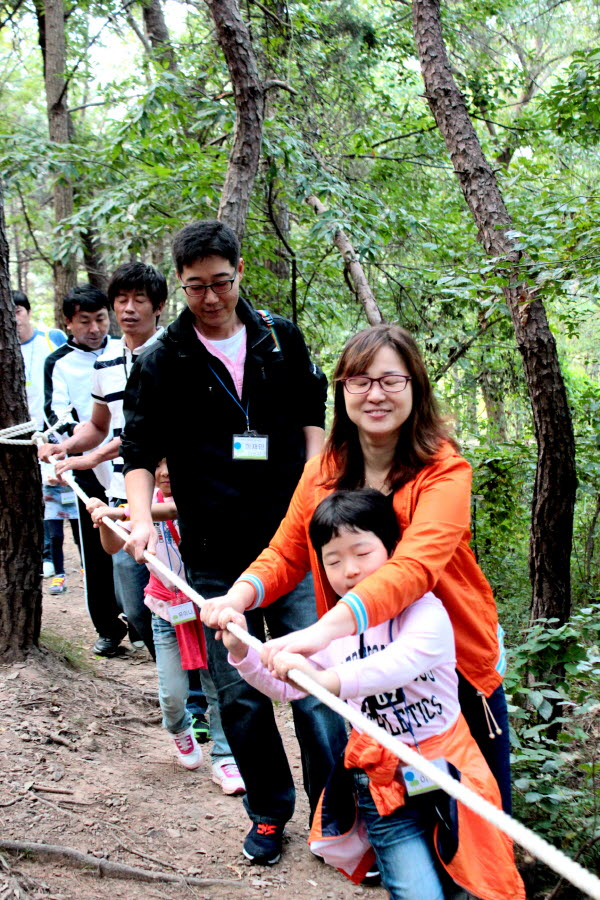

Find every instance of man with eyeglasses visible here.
[120,219,347,866]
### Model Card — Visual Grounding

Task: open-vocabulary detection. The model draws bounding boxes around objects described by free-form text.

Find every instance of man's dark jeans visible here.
[186,569,348,826]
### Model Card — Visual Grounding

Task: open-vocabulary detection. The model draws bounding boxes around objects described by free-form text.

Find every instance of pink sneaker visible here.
[173,727,202,769]
[211,758,246,795]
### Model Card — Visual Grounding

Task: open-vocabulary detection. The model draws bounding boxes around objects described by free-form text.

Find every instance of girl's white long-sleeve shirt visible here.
[231,592,460,744]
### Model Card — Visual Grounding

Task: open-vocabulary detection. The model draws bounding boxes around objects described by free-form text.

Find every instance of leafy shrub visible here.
[505,606,600,886]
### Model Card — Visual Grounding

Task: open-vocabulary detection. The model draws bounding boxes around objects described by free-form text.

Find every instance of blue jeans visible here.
[457,674,512,814]
[355,772,445,900]
[152,614,232,762]
[112,547,154,658]
[186,568,348,826]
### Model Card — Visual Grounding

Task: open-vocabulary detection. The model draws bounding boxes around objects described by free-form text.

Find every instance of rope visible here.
[54,467,600,900]
[0,419,40,446]
[0,411,73,447]
[3,427,599,898]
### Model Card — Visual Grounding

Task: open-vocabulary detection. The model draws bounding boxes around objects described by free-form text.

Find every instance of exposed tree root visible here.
[0,840,242,888]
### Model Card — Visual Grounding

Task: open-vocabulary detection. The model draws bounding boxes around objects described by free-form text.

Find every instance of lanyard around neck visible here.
[208,363,250,432]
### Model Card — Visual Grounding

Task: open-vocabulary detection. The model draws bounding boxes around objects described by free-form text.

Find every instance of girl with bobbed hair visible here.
[202,324,511,813]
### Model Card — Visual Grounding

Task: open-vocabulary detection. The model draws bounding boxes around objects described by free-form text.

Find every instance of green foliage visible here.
[544,49,600,144]
[505,607,600,874]
[2,0,600,879]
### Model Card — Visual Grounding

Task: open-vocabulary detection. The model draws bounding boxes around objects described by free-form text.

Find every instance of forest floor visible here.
[0,532,387,900]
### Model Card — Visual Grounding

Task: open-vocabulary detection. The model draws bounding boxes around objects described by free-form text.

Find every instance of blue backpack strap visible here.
[256,309,282,354]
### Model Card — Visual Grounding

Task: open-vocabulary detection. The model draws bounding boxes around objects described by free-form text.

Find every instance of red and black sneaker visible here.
[243,821,284,865]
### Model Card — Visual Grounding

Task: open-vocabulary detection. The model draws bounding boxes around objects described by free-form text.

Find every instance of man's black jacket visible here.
[121,299,326,576]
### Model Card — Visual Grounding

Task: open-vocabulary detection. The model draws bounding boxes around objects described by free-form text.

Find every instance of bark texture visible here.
[306,195,384,326]
[0,183,43,662]
[204,0,265,240]
[42,0,76,327]
[412,0,576,624]
[142,0,177,71]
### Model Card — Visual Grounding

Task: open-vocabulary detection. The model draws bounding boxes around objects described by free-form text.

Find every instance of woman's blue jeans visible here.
[152,614,231,762]
[355,772,446,900]
[186,569,348,826]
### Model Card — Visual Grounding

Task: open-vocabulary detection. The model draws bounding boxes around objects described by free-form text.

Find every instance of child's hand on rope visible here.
[271,650,315,685]
[272,650,341,696]
[86,499,124,528]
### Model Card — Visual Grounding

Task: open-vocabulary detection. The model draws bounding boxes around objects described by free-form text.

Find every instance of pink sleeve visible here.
[228,647,308,702]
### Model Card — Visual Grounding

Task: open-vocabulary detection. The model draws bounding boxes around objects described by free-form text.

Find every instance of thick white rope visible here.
[16,446,600,899]
[0,419,41,446]
[0,411,73,447]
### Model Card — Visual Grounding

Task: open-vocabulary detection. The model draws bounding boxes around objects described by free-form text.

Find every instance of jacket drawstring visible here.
[478,691,502,739]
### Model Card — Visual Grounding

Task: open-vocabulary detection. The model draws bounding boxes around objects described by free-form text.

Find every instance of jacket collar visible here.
[67,335,110,353]
[164,298,273,354]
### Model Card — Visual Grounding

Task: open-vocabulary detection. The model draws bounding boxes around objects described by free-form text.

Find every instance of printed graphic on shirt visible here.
[346,643,446,738]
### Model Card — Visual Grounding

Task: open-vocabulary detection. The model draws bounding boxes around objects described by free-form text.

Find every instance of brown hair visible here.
[322,325,456,490]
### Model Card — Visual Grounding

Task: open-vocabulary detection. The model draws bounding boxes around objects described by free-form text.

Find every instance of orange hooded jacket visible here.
[240,443,503,697]
[339,715,525,899]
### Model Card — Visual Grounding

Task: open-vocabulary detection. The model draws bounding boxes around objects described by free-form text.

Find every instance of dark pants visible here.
[187,669,207,717]
[75,471,125,644]
[112,547,154,657]
[187,568,348,826]
[458,673,512,814]
[46,518,80,574]
[43,521,53,562]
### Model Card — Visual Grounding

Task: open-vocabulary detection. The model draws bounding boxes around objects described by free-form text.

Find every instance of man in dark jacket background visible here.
[121,220,346,866]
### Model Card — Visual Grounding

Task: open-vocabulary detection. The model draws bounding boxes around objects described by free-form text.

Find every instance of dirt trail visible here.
[0,533,386,900]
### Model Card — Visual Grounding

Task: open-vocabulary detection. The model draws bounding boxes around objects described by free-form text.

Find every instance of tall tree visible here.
[0,182,43,662]
[141,0,177,71]
[204,0,264,239]
[412,0,577,625]
[39,0,76,326]
[306,194,383,326]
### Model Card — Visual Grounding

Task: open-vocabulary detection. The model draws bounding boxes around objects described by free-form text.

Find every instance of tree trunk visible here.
[0,183,43,662]
[412,0,576,625]
[305,195,384,327]
[43,0,76,328]
[141,0,177,71]
[478,365,508,441]
[582,492,600,591]
[204,0,265,241]
[81,226,120,336]
[81,226,108,292]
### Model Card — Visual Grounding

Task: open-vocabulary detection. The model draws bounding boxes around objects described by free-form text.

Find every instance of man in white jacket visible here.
[41,285,125,656]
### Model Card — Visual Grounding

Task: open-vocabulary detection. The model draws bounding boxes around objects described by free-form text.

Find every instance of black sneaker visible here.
[93,636,122,657]
[243,822,284,865]
[191,713,210,744]
[362,866,381,886]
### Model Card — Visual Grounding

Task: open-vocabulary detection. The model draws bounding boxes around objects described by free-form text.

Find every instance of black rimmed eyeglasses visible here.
[179,276,237,298]
[341,374,412,394]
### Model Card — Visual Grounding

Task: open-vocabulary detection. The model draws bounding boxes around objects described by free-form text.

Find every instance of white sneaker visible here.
[211,757,246,795]
[42,561,55,578]
[173,727,203,769]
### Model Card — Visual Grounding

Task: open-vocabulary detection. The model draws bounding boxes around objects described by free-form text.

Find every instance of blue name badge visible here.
[232,433,269,461]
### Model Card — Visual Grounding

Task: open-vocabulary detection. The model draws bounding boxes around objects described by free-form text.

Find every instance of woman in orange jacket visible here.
[202,324,511,812]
